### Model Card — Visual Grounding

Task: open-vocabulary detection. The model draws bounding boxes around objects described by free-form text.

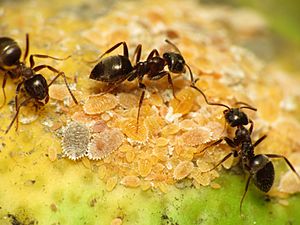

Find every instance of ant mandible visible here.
[0,34,78,133]
[89,39,194,131]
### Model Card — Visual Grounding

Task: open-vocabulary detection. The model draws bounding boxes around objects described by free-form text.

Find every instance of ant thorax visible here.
[234,125,251,145]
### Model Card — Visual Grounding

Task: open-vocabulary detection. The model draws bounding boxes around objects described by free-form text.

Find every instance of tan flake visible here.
[84,93,118,115]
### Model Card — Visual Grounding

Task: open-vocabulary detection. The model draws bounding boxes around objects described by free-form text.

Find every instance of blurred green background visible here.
[202,0,300,75]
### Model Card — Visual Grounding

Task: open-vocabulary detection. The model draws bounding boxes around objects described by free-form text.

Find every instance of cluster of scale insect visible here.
[61,121,124,161]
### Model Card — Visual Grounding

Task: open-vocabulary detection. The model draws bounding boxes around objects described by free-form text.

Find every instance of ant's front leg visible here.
[136,80,146,133]
[5,97,32,134]
[33,65,78,105]
[149,71,177,100]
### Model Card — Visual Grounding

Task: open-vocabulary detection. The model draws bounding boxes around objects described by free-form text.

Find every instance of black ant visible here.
[0,34,78,133]
[190,86,300,213]
[195,122,300,214]
[89,39,194,131]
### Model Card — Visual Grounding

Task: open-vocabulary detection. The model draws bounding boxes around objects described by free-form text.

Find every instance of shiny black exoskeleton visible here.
[198,123,300,214]
[0,34,78,133]
[89,40,194,131]
[0,37,22,68]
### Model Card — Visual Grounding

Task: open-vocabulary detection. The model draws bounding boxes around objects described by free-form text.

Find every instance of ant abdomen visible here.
[89,55,133,82]
[250,154,275,193]
[0,37,21,68]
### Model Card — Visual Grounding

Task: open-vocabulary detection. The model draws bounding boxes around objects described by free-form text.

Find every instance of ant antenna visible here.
[235,101,257,111]
[23,34,29,63]
[190,85,231,110]
[165,39,181,54]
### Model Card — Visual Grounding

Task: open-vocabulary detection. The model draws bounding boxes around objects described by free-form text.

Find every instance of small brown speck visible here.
[50,203,58,212]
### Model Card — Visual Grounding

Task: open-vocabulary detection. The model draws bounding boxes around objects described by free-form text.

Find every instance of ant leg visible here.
[5,97,32,134]
[249,120,254,135]
[132,44,142,64]
[136,81,146,133]
[205,151,234,172]
[194,139,224,157]
[167,72,177,100]
[0,71,8,109]
[240,176,251,215]
[253,135,267,148]
[148,71,177,100]
[29,54,70,68]
[165,39,181,54]
[185,64,195,85]
[23,33,29,62]
[146,49,160,60]
[32,65,78,104]
[47,71,78,105]
[195,137,236,158]
[190,85,231,110]
[14,82,24,130]
[33,64,59,73]
[88,42,129,63]
[265,154,300,179]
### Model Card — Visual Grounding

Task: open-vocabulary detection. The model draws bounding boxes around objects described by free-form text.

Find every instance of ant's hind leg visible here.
[88,42,129,63]
[265,154,300,179]
[240,176,251,215]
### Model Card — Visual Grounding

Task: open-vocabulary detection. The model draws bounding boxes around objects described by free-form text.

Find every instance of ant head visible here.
[250,154,275,193]
[224,108,249,127]
[0,37,22,67]
[163,52,186,74]
[24,74,49,101]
